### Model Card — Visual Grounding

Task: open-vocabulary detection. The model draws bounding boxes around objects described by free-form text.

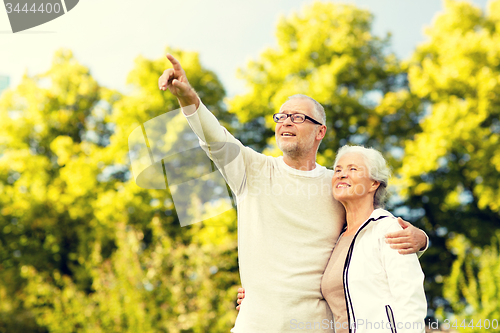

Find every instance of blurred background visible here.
[1,0,499,332]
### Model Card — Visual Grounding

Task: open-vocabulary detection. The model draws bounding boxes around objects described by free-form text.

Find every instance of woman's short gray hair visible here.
[333,145,391,208]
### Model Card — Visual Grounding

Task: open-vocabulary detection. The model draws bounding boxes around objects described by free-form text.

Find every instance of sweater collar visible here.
[278,156,326,178]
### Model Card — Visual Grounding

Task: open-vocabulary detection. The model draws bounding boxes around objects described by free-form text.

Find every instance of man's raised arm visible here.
[158,54,252,196]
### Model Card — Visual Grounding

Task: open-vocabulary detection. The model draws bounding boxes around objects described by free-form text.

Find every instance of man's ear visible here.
[316,125,327,140]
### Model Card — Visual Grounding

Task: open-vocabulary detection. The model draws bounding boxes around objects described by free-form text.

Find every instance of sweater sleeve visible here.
[183,102,263,196]
[184,102,227,146]
[379,218,427,333]
[416,232,429,258]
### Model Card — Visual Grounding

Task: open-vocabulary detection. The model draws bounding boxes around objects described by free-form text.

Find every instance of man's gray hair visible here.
[333,145,391,208]
[287,94,326,125]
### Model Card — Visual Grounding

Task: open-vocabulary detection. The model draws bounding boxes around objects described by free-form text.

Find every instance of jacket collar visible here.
[340,208,394,236]
[369,208,394,220]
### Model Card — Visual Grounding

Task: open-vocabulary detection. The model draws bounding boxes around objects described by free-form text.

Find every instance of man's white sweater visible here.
[185,103,345,332]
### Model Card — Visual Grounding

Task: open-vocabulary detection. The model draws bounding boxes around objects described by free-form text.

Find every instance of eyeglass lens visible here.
[274,113,305,123]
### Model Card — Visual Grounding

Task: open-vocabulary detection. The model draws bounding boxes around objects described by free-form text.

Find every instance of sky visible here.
[0,0,491,98]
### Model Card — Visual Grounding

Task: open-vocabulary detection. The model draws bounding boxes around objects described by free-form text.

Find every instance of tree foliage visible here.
[439,232,500,332]
[229,2,423,169]
[0,48,239,332]
[399,0,500,313]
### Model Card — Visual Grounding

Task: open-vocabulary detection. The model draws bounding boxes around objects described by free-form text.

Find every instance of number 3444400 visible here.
[5,3,63,14]
[443,319,499,330]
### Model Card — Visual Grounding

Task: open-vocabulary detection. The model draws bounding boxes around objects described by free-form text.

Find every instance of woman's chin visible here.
[333,193,348,204]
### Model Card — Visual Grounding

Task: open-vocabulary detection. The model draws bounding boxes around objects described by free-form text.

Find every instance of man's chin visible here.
[279,144,300,157]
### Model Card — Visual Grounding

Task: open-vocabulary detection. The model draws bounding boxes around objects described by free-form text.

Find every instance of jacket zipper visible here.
[342,215,387,333]
[385,305,397,333]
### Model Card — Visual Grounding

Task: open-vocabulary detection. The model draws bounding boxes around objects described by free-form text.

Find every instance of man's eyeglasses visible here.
[273,113,323,126]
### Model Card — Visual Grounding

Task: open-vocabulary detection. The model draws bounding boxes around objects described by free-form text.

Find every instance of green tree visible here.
[400,0,500,314]
[229,1,423,170]
[0,48,239,332]
[438,232,500,332]
[0,49,105,332]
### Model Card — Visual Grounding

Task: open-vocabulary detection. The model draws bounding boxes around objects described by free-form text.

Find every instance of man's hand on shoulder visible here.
[159,54,200,111]
[385,218,428,255]
[236,287,245,311]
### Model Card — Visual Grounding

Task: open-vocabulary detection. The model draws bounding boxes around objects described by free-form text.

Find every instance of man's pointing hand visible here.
[159,54,199,110]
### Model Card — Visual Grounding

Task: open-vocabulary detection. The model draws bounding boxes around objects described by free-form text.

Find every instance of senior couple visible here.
[159,54,427,333]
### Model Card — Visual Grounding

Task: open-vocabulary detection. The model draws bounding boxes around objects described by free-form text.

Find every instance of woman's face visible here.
[332,152,379,203]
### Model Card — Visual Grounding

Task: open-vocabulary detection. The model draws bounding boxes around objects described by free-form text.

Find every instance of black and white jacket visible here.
[342,209,427,333]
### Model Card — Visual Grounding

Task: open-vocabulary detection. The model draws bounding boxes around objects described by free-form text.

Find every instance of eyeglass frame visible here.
[273,113,323,126]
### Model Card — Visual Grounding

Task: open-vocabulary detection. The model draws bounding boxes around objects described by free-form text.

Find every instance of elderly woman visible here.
[321,145,426,333]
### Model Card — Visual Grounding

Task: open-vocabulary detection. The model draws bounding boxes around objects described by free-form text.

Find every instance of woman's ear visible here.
[370,181,380,193]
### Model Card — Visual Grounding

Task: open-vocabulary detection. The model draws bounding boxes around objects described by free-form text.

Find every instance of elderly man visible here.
[158,54,427,333]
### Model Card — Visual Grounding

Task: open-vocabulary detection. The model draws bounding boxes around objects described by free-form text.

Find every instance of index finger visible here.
[166,53,183,71]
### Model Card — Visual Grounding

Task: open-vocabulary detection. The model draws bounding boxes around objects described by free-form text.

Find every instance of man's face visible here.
[275,99,321,158]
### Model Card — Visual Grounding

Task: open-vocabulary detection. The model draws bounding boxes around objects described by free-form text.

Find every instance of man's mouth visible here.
[281,132,296,137]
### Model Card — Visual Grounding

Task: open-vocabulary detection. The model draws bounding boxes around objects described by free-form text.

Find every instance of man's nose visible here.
[282,115,293,125]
